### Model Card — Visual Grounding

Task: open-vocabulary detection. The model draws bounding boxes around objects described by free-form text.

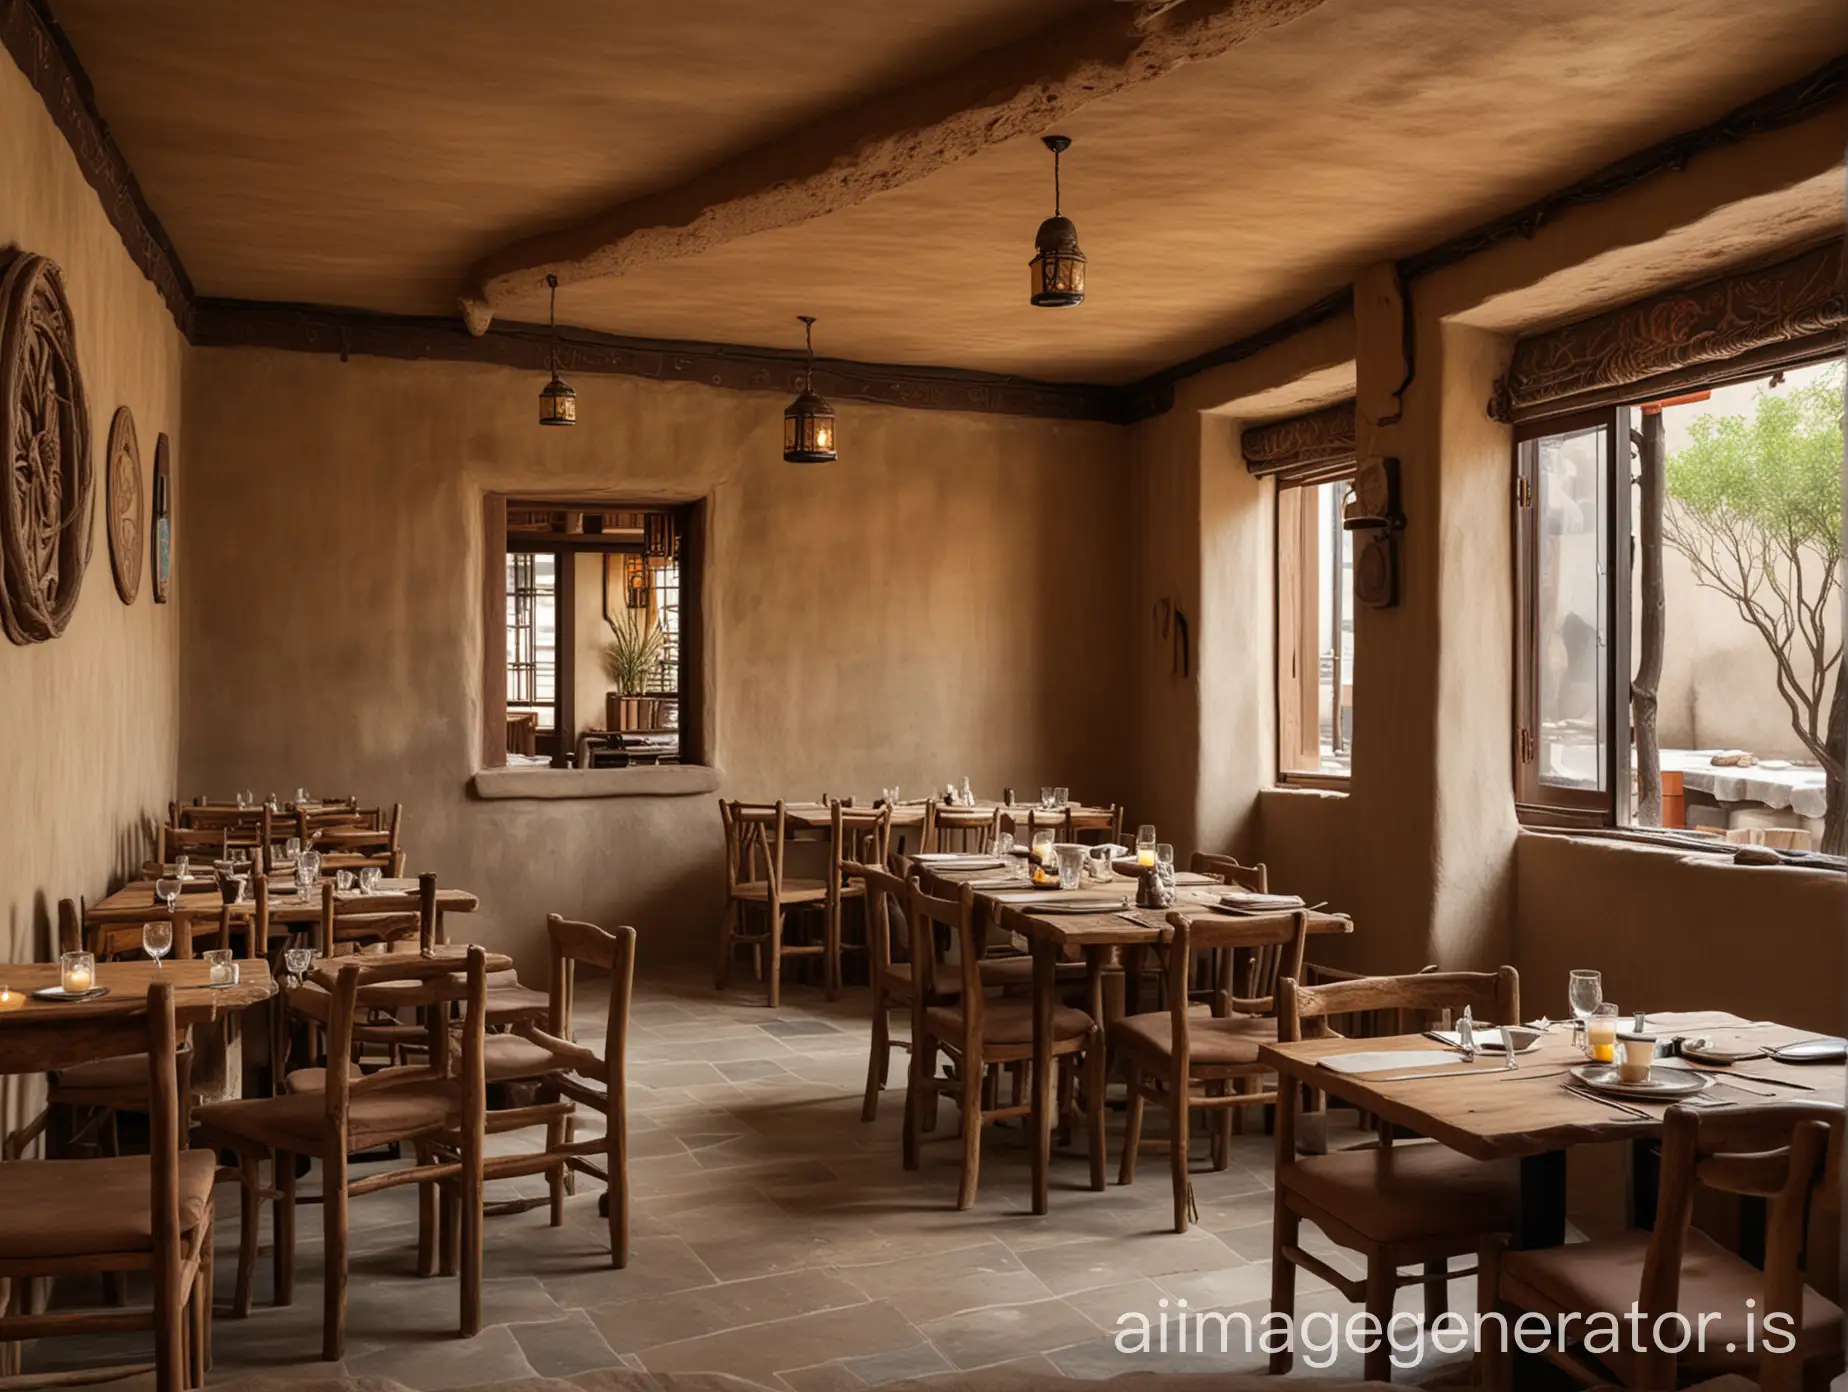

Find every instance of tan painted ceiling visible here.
[52,0,1848,384]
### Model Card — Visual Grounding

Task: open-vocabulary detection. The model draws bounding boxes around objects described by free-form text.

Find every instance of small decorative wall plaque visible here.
[105,405,143,603]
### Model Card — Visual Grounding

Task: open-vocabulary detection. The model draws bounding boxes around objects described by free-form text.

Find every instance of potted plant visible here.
[602,609,665,731]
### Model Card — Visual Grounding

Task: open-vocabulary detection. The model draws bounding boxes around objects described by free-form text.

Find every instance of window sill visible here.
[1519,824,1845,873]
[1269,778,1350,797]
[470,764,720,801]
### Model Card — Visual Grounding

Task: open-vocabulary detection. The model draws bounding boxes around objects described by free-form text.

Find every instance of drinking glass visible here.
[173,854,190,882]
[358,866,382,896]
[142,920,173,970]
[60,950,95,994]
[235,790,250,810]
[1054,786,1069,807]
[1567,968,1602,1049]
[987,833,1014,859]
[1585,1003,1620,1063]
[204,948,237,986]
[155,876,181,913]
[283,946,315,989]
[1039,786,1055,810]
[284,836,301,860]
[335,869,356,893]
[1054,844,1086,891]
[295,787,309,806]
[1135,825,1157,867]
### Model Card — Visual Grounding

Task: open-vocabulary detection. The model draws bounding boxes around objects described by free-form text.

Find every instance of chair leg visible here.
[102,1111,126,1307]
[322,1149,349,1361]
[416,1145,439,1277]
[1118,1067,1144,1186]
[824,897,841,1002]
[861,991,889,1122]
[767,902,783,1009]
[273,1150,295,1307]
[1210,1081,1231,1170]
[607,1098,629,1269]
[902,1016,925,1172]
[1269,1193,1300,1375]
[1423,1257,1448,1329]
[460,1152,484,1337]
[546,1107,567,1227]
[1362,1258,1396,1383]
[1085,1030,1107,1192]
[200,1211,215,1374]
[1169,1094,1191,1234]
[956,1059,983,1211]
[234,1151,261,1318]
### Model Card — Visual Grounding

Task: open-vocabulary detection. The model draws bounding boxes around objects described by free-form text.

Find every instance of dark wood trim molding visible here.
[1,0,193,327]
[1242,399,1357,477]
[189,299,1130,424]
[1490,240,1845,422]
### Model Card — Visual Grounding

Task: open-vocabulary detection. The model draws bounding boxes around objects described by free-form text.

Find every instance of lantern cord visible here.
[1053,147,1061,217]
[546,274,559,375]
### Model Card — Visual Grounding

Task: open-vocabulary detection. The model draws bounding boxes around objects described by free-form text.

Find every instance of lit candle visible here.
[1137,848,1155,867]
[1586,1011,1618,1063]
[0,986,21,1011]
[60,951,94,995]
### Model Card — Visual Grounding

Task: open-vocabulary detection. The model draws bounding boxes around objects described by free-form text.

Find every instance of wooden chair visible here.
[193,947,489,1359]
[1069,802,1126,846]
[471,914,635,1265]
[714,800,828,1008]
[0,981,214,1392]
[155,824,228,867]
[1114,909,1311,1232]
[903,880,1105,1208]
[1269,968,1524,1381]
[922,803,1001,854]
[826,801,890,997]
[1479,1101,1843,1391]
[858,863,927,1122]
[1189,851,1267,892]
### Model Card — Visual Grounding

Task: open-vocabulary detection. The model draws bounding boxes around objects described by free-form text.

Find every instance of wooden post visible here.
[1632,412,1665,826]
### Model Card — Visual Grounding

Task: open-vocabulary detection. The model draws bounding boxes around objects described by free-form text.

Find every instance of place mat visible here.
[1219,891,1306,911]
[990,890,1131,909]
[1318,1049,1461,1076]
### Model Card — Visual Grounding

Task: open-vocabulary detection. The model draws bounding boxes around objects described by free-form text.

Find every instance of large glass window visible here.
[505,550,558,731]
[1277,473,1356,781]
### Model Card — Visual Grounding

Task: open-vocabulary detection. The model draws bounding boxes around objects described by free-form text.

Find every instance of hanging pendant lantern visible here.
[538,274,577,426]
[782,315,837,464]
[1029,135,1085,308]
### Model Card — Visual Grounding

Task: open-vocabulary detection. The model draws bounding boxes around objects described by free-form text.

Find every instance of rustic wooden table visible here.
[911,856,1351,1214]
[1260,1012,1844,1248]
[86,878,480,954]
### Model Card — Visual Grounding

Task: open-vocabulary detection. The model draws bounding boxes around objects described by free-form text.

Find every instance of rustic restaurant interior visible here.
[1,2,1845,1390]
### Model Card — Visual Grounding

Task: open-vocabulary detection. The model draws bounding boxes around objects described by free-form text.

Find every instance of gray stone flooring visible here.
[29,969,1472,1388]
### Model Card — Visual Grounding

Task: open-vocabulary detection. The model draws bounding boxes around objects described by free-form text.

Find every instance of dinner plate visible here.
[1769,1037,1847,1065]
[1570,1062,1711,1099]
[30,986,111,1003]
[1678,1036,1767,1065]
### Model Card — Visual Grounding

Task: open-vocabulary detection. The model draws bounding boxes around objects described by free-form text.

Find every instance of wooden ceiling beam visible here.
[456,0,1327,334]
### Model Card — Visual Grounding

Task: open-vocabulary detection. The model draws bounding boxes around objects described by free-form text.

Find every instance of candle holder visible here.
[59,951,96,995]
[204,948,238,987]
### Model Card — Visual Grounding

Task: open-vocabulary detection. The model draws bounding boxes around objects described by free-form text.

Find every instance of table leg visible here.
[1030,936,1054,1216]
[1517,1150,1567,1249]
[1629,1139,1660,1230]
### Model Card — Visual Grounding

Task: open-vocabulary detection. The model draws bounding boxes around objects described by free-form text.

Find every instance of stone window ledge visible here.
[470,765,720,801]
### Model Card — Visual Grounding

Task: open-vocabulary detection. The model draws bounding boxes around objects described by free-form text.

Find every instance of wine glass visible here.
[155,876,181,914]
[235,790,250,810]
[295,850,321,903]
[283,946,315,990]
[1568,969,1603,1049]
[142,920,173,970]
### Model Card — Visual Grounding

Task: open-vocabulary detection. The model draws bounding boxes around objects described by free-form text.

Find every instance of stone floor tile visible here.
[585,1270,871,1353]
[507,1309,626,1377]
[914,1297,1100,1371]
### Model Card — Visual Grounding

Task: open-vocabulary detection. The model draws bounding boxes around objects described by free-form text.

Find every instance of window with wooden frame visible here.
[1503,240,1843,845]
[481,497,706,771]
[1248,400,1359,787]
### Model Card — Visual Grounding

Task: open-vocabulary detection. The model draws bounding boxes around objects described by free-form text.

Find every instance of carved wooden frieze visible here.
[1492,241,1845,421]
[105,405,143,603]
[1242,399,1357,476]
[0,252,93,645]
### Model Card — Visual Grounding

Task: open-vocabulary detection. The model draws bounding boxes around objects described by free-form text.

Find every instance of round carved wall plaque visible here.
[0,252,92,644]
[105,405,143,604]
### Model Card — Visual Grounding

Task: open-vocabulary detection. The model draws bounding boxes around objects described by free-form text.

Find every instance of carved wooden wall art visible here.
[0,252,92,645]
[1241,399,1358,479]
[105,405,143,603]
[151,432,172,603]
[1492,240,1844,421]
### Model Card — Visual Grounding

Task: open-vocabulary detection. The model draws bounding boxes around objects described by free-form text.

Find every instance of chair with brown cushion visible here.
[0,980,214,1392]
[1269,967,1524,1381]
[193,947,489,1359]
[714,800,829,1008]
[472,913,635,1265]
[1113,909,1311,1232]
[826,801,890,997]
[903,880,1105,1208]
[1480,1101,1844,1392]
